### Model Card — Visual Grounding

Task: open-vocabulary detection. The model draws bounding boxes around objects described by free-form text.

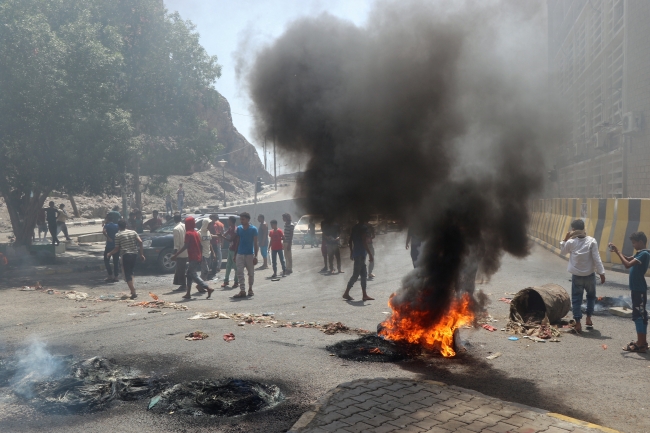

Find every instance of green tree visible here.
[102,1,222,209]
[0,0,131,246]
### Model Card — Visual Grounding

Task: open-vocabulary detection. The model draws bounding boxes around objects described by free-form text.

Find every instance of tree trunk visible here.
[0,187,50,247]
[134,155,142,211]
[68,195,80,217]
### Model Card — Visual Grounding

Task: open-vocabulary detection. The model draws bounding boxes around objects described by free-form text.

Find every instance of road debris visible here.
[609,307,633,318]
[498,298,512,304]
[481,324,497,332]
[129,299,188,311]
[149,292,160,301]
[223,333,235,342]
[486,352,502,360]
[508,337,519,341]
[65,291,89,301]
[185,331,209,341]
[602,344,608,350]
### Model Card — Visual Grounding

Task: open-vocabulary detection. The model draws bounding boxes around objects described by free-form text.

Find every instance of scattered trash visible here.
[523,336,547,343]
[508,337,519,341]
[148,310,161,314]
[382,311,391,314]
[481,324,497,332]
[149,395,162,410]
[130,300,188,311]
[498,298,512,304]
[149,292,160,301]
[65,291,89,301]
[147,379,282,417]
[99,294,129,301]
[486,352,502,360]
[602,344,608,350]
[185,331,209,341]
[262,312,275,316]
[223,333,235,342]
[238,322,245,326]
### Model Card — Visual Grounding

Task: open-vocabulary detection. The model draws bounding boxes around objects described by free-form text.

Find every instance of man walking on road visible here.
[269,219,286,278]
[221,216,239,288]
[106,219,145,300]
[207,214,224,279]
[56,204,72,241]
[172,214,188,292]
[171,216,214,299]
[233,212,259,298]
[282,213,294,274]
[44,201,60,246]
[322,218,343,274]
[610,232,650,352]
[257,214,269,270]
[177,183,185,213]
[367,223,376,279]
[103,218,120,282]
[560,219,605,333]
[343,218,374,301]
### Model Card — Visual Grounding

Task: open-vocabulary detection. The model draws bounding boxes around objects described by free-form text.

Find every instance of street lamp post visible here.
[218,159,227,207]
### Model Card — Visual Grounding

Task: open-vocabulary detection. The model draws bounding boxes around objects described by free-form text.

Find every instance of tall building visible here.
[548,0,650,198]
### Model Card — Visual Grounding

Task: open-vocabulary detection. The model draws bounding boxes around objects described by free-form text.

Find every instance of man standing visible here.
[257,214,269,270]
[106,219,145,299]
[560,219,605,333]
[367,224,376,279]
[177,183,185,213]
[610,232,650,352]
[106,205,121,225]
[220,216,239,288]
[269,219,287,277]
[282,213,294,274]
[36,208,48,241]
[232,212,259,298]
[207,214,224,280]
[343,218,374,301]
[172,214,188,292]
[57,204,72,241]
[143,210,163,231]
[165,193,173,216]
[171,216,214,299]
[406,227,422,268]
[44,201,60,246]
[322,218,343,274]
[103,218,120,282]
[199,221,214,280]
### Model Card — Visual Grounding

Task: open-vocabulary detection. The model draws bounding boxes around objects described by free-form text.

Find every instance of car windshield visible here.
[153,221,176,233]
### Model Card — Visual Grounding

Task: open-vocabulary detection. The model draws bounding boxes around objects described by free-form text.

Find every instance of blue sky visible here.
[164,0,373,171]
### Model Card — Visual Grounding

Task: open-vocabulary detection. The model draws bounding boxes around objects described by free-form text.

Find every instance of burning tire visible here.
[326,335,415,362]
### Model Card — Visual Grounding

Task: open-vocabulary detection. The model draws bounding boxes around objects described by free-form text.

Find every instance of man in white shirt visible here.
[172,214,188,291]
[560,219,606,333]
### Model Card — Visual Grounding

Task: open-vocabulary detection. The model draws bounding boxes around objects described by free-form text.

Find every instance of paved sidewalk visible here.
[289,378,618,433]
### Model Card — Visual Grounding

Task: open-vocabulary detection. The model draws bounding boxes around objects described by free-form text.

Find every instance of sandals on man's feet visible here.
[232,291,246,298]
[623,341,648,352]
[247,290,254,297]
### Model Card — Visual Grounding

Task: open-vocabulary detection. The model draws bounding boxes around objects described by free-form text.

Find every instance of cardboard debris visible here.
[486,352,502,360]
[609,307,633,318]
[66,291,89,301]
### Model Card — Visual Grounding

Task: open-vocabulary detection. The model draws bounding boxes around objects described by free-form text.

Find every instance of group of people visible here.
[36,201,72,245]
[560,218,649,352]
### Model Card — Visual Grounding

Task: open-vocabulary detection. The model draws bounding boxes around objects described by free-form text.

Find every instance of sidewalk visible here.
[289,378,618,433]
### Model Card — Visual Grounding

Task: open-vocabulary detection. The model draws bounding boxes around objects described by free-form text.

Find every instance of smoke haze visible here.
[10,339,64,398]
[246,0,563,327]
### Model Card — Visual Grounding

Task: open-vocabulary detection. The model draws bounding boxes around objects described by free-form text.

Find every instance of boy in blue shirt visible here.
[232,212,259,298]
[610,231,650,352]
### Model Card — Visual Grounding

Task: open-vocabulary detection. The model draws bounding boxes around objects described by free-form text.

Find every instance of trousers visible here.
[186,260,208,291]
[347,256,367,290]
[327,244,341,271]
[284,242,292,271]
[104,246,119,277]
[208,244,222,277]
[271,249,286,274]
[632,291,648,335]
[571,273,596,321]
[368,243,375,274]
[236,254,255,289]
[224,250,238,284]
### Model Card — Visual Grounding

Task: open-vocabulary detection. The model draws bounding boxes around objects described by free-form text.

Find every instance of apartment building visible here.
[548,0,650,198]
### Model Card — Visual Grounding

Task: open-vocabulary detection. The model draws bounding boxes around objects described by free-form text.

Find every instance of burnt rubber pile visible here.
[148,379,283,417]
[326,334,418,362]
[0,356,162,414]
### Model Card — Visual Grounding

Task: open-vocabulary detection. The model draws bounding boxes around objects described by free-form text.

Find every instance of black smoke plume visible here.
[246,1,562,327]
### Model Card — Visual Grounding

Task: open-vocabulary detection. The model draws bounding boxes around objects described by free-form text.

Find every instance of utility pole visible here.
[273,134,277,191]
[263,136,267,171]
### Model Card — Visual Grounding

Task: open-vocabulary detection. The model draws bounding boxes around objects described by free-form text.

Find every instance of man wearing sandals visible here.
[232,212,259,298]
[106,219,145,299]
[560,219,605,333]
[170,216,214,299]
[609,232,650,353]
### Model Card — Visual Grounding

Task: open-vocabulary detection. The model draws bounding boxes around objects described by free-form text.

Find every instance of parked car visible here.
[294,214,323,247]
[139,213,240,273]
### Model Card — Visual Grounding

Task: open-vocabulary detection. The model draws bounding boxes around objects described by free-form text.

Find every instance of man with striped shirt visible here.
[283,213,295,274]
[106,219,145,299]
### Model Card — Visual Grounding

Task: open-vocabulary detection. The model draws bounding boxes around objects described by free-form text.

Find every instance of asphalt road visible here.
[0,231,646,433]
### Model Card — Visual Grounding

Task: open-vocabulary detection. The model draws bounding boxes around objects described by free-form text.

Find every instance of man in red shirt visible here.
[171,216,214,299]
[268,219,287,278]
[207,214,224,280]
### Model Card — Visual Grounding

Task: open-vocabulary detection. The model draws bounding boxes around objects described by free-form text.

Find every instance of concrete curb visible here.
[5,263,104,279]
[287,377,621,433]
[67,219,104,227]
[528,234,630,275]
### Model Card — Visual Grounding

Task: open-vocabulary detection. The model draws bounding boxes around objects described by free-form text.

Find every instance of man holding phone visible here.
[560,219,606,333]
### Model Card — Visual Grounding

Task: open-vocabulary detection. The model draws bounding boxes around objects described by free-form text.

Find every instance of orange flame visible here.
[379,293,474,357]
[369,347,382,354]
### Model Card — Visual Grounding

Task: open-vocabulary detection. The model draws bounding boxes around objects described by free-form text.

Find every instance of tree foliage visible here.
[0,0,223,245]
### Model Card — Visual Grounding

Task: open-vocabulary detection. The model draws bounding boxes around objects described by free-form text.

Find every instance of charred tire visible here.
[158,248,177,274]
